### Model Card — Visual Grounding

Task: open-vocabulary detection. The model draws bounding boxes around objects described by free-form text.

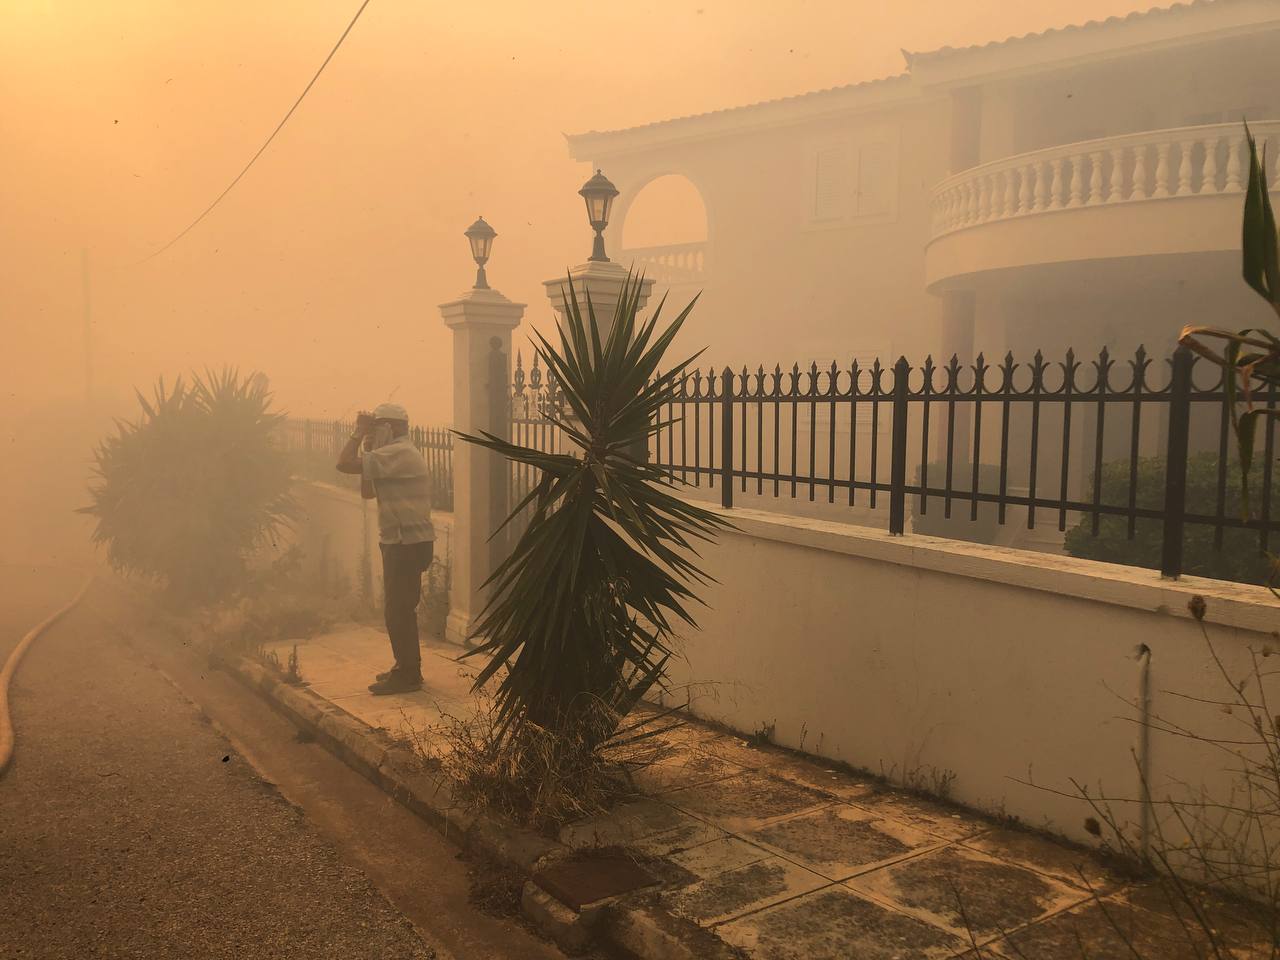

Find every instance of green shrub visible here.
[1064,452,1279,584]
[82,368,296,601]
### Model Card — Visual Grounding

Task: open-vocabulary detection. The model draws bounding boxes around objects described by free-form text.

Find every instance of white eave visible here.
[565,74,917,161]
[565,0,1280,161]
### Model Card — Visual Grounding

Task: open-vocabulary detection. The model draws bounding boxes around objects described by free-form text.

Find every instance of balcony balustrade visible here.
[930,121,1280,241]
[618,240,706,286]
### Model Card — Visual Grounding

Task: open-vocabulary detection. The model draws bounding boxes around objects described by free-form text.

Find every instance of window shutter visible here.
[813,143,851,220]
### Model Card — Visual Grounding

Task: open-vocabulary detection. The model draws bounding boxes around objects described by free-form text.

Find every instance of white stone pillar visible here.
[439,287,526,648]
[543,260,656,464]
[543,259,655,343]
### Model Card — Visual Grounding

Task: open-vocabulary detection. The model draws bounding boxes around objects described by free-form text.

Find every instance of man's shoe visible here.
[375,666,398,682]
[368,672,423,696]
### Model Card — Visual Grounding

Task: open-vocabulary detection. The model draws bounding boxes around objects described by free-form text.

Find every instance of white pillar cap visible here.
[439,286,526,330]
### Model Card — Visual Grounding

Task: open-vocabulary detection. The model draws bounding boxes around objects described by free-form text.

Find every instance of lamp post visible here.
[579,170,619,262]
[464,216,497,289]
[544,169,652,339]
[440,217,525,648]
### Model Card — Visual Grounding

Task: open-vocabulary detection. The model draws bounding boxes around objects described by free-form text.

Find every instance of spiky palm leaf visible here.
[82,367,296,601]
[456,274,728,748]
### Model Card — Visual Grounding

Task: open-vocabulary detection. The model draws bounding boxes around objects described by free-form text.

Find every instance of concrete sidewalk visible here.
[266,626,1270,960]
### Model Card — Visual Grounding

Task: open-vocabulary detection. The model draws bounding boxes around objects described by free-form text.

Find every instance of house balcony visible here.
[925,121,1280,294]
[617,241,707,288]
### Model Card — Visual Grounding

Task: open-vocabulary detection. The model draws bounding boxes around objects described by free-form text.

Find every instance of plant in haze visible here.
[82,367,295,601]
[456,275,726,765]
[1182,123,1280,508]
[1064,452,1280,584]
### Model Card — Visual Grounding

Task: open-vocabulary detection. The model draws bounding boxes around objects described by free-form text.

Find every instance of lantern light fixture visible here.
[464,216,497,289]
[578,169,619,262]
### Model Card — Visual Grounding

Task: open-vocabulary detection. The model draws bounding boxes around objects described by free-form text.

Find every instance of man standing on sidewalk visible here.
[336,402,435,695]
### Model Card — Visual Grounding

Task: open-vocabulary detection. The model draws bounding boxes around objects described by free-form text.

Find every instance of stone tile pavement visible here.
[268,625,1273,960]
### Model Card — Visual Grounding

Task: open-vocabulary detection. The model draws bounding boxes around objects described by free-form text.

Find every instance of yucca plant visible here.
[1181,122,1280,506]
[456,275,727,757]
[82,367,295,602]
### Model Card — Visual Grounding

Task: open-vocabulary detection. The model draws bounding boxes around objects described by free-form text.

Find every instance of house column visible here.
[439,287,526,648]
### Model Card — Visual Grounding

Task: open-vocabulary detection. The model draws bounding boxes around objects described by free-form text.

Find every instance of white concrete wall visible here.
[287,480,453,603]
[665,504,1280,848]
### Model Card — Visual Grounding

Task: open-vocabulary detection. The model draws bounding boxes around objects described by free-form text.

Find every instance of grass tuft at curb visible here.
[218,653,738,959]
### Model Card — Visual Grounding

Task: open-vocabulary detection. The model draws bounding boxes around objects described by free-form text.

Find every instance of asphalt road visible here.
[0,567,567,960]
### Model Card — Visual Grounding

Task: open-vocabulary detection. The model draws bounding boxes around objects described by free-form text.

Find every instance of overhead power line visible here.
[137,0,374,264]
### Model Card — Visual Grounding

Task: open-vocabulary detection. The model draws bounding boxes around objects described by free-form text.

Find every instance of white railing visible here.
[930,121,1280,240]
[619,241,707,286]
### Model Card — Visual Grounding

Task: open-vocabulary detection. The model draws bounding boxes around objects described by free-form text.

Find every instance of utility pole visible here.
[81,248,92,405]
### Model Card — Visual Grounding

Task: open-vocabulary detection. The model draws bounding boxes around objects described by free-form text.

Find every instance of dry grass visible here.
[404,679,686,832]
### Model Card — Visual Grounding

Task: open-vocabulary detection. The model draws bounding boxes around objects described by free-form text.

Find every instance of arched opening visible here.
[619,174,708,286]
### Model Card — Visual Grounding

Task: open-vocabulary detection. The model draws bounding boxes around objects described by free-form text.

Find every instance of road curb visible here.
[218,654,736,959]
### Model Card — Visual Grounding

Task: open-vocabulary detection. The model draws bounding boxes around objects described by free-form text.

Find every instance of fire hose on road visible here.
[0,576,94,775]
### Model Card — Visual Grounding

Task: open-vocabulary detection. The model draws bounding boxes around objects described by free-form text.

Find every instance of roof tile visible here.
[905,0,1217,63]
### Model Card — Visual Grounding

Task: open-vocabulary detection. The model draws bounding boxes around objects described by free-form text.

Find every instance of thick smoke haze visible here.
[1,0,1158,565]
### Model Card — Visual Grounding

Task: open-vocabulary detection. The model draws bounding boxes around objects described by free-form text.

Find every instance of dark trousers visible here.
[380,540,433,677]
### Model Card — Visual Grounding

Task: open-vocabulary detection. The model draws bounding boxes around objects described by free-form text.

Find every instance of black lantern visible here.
[578,169,619,262]
[464,216,497,289]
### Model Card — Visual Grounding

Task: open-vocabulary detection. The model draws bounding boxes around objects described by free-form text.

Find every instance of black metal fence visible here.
[276,417,455,512]
[508,352,569,524]
[645,345,1280,580]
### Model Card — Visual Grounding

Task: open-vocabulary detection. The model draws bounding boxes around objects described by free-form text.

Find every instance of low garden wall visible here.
[287,480,453,604]
[664,503,1280,849]
[287,476,1277,856]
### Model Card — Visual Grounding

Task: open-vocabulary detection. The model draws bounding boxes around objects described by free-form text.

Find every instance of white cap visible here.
[372,402,409,423]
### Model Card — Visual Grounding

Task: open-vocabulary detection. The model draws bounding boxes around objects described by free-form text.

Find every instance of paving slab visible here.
[627,820,728,859]
[264,630,475,740]
[667,836,774,882]
[648,721,737,750]
[850,789,990,842]
[660,855,830,927]
[661,771,833,832]
[960,827,1116,893]
[625,745,751,795]
[559,798,698,851]
[304,676,378,700]
[844,843,1088,944]
[330,696,431,738]
[716,883,967,960]
[253,622,1271,960]
[984,895,1242,960]
[682,732,776,768]
[744,751,879,803]
[1120,882,1275,957]
[743,802,944,882]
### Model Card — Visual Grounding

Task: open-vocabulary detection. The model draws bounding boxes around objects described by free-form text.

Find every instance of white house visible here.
[567,0,1280,373]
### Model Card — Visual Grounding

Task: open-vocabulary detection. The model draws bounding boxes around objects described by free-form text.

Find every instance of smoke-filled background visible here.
[1,0,1161,567]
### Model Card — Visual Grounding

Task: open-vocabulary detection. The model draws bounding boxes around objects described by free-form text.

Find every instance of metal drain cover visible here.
[533,855,660,910]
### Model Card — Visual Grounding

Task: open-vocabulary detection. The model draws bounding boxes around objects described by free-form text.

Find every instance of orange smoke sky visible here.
[1,0,1157,427]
